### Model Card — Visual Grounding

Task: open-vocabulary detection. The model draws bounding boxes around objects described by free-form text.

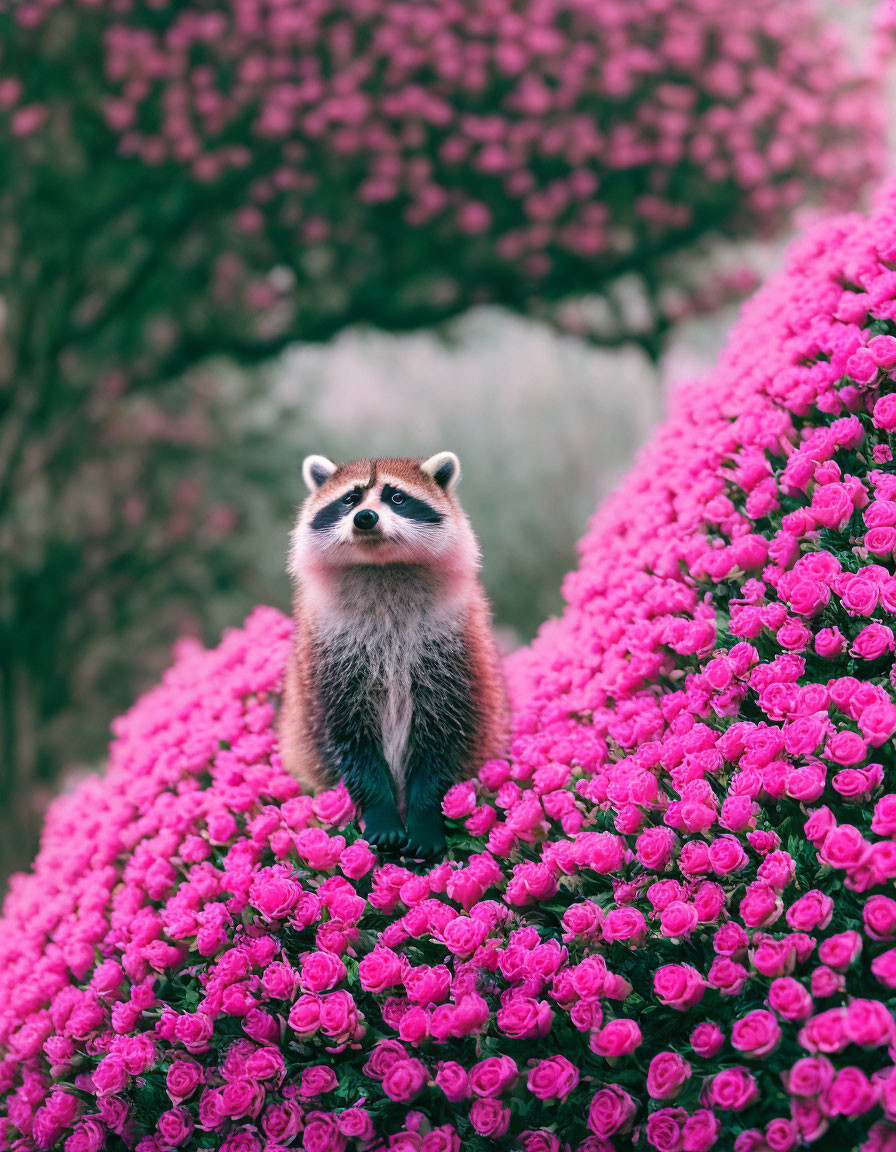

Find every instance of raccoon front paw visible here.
[401,809,447,863]
[362,806,406,856]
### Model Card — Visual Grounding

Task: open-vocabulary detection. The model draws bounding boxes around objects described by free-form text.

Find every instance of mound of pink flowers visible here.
[6,187,896,1152]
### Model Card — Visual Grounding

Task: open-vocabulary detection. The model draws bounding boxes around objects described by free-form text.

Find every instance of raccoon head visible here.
[289,453,480,578]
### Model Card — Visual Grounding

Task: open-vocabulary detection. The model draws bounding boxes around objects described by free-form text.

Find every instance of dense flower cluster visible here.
[3,0,890,344]
[6,185,896,1149]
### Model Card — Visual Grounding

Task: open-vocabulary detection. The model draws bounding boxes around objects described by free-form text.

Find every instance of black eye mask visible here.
[310,489,364,530]
[381,484,443,525]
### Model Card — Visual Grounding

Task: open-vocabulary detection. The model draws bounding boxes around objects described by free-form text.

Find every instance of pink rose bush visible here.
[8,183,896,1149]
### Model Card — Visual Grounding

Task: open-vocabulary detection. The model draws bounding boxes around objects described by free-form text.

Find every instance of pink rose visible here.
[839,574,879,616]
[708,957,748,996]
[302,1112,347,1152]
[92,1056,128,1096]
[706,1066,759,1111]
[768,977,813,1021]
[818,930,862,971]
[798,1007,848,1053]
[825,1067,879,1117]
[874,393,896,430]
[751,938,797,977]
[786,888,834,932]
[174,1013,214,1054]
[526,1055,579,1101]
[708,835,749,876]
[824,730,868,765]
[495,996,552,1040]
[561,901,603,942]
[682,1109,720,1152]
[777,619,812,652]
[249,868,303,921]
[872,948,896,988]
[63,1120,106,1152]
[469,1099,510,1138]
[647,1052,692,1100]
[784,1055,835,1096]
[358,946,404,993]
[851,623,895,660]
[865,526,896,555]
[636,826,675,870]
[864,895,896,940]
[804,805,836,844]
[288,994,322,1038]
[468,1055,518,1099]
[422,1126,461,1152]
[765,1119,797,1152]
[220,1079,263,1119]
[859,702,896,745]
[297,829,345,872]
[811,966,846,998]
[589,1018,642,1057]
[872,794,896,835]
[261,960,298,1000]
[600,907,647,945]
[731,1009,782,1056]
[678,840,712,876]
[811,483,853,529]
[335,1108,375,1142]
[819,824,869,870]
[791,1098,829,1143]
[646,1108,689,1152]
[299,1066,338,1098]
[312,784,355,827]
[318,990,358,1040]
[845,998,895,1048]
[166,1060,202,1104]
[518,1132,560,1152]
[815,627,847,658]
[300,952,347,993]
[756,850,795,890]
[739,882,782,928]
[382,1058,427,1102]
[653,965,705,1010]
[690,1021,724,1058]
[338,841,376,880]
[156,1107,193,1147]
[660,901,698,938]
[832,766,878,800]
[587,1085,636,1137]
[434,1062,469,1103]
[442,782,477,818]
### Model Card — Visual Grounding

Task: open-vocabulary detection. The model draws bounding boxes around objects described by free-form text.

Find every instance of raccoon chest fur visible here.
[308,568,467,804]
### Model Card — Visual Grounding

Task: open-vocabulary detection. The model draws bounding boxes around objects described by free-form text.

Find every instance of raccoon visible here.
[278,452,507,860]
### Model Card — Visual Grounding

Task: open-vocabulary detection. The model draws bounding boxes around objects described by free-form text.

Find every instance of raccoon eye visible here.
[390,491,406,506]
[342,492,360,506]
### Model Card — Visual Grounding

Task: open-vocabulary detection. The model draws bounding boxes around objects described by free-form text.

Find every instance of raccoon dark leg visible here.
[343,743,405,855]
[402,641,476,862]
[316,659,404,855]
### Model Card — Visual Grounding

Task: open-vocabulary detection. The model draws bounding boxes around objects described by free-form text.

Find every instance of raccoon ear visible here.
[421,451,461,494]
[302,455,337,491]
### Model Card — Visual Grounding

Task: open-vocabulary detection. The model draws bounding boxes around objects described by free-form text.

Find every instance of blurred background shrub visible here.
[0,0,891,880]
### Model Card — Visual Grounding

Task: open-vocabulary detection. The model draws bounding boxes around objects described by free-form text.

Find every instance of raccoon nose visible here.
[354,509,379,531]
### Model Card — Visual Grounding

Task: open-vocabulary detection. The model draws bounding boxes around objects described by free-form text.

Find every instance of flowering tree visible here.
[2,0,888,364]
[0,363,299,884]
[5,172,896,1148]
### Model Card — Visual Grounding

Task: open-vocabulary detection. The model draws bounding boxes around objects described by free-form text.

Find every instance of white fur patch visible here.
[307,566,466,812]
[382,680,413,800]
